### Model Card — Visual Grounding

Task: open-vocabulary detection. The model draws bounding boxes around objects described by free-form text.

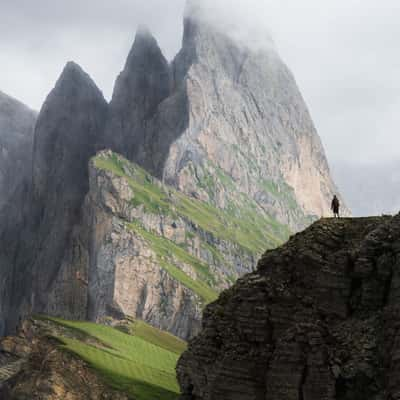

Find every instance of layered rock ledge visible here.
[178,215,400,399]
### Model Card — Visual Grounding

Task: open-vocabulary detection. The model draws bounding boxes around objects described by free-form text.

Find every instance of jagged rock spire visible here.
[27,62,107,316]
[106,26,171,165]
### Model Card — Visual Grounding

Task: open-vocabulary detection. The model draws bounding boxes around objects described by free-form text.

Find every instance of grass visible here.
[128,221,219,305]
[46,317,187,400]
[261,179,299,211]
[132,320,187,355]
[93,152,290,255]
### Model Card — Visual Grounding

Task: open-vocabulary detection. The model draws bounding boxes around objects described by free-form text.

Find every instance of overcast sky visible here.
[1,0,399,166]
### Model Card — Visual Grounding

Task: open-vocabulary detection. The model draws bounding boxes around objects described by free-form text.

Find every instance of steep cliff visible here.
[0,63,108,336]
[108,2,348,230]
[178,215,400,399]
[29,61,108,314]
[0,92,36,337]
[46,151,289,339]
[106,26,173,167]
[0,0,348,340]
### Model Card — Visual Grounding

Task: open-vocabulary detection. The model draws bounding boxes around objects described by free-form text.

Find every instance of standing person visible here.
[331,195,340,218]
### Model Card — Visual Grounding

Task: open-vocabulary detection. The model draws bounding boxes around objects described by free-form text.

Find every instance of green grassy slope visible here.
[128,221,218,304]
[48,317,187,400]
[93,151,292,306]
[93,152,291,254]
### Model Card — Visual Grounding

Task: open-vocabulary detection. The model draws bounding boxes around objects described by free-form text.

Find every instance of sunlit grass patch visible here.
[47,317,185,400]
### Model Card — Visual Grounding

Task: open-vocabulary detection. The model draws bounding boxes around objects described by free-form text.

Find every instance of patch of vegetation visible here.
[132,320,187,355]
[94,154,175,217]
[128,221,218,305]
[47,317,185,400]
[201,241,225,264]
[261,179,299,211]
[94,152,290,255]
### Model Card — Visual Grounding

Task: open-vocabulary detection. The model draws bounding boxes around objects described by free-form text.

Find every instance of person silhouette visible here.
[331,195,340,218]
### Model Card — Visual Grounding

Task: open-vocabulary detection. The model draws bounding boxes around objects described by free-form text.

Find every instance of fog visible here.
[1,0,400,166]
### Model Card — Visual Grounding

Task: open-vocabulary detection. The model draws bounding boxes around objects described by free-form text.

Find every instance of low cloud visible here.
[1,0,399,165]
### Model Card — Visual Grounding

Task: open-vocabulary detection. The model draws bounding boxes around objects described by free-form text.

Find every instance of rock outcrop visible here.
[0,318,128,399]
[0,63,108,336]
[177,215,400,399]
[106,26,173,170]
[48,151,289,340]
[0,0,348,340]
[28,61,108,315]
[107,2,348,230]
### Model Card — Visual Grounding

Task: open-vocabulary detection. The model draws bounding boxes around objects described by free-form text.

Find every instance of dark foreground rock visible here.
[177,216,400,400]
[0,318,128,400]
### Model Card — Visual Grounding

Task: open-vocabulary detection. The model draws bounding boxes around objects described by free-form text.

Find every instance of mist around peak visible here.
[184,0,276,53]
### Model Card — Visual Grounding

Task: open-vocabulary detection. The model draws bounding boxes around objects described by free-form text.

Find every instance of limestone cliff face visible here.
[166,11,348,226]
[108,4,348,230]
[178,215,400,399]
[45,151,287,339]
[0,0,348,340]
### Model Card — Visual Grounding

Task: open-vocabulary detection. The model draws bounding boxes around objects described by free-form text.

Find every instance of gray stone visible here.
[177,215,400,400]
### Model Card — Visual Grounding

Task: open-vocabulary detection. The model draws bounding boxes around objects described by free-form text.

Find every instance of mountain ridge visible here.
[0,0,347,338]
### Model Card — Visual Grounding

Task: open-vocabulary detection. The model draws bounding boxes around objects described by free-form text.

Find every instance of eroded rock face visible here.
[0,0,348,341]
[53,151,265,340]
[178,215,400,399]
[108,3,348,230]
[29,61,108,314]
[0,318,128,400]
[0,92,36,337]
[0,63,108,335]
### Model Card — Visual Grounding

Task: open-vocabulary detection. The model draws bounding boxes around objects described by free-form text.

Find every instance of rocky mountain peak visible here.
[33,62,107,200]
[16,63,109,324]
[107,27,171,166]
[43,61,105,113]
[123,26,169,70]
[0,3,349,340]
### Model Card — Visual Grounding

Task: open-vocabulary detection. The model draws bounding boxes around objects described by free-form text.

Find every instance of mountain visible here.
[47,150,288,339]
[0,91,36,210]
[107,4,348,229]
[0,63,108,336]
[28,62,108,316]
[0,0,347,339]
[332,160,400,216]
[178,215,399,399]
[0,92,36,336]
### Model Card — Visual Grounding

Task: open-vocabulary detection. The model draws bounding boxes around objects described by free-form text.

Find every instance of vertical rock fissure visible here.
[299,363,308,400]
